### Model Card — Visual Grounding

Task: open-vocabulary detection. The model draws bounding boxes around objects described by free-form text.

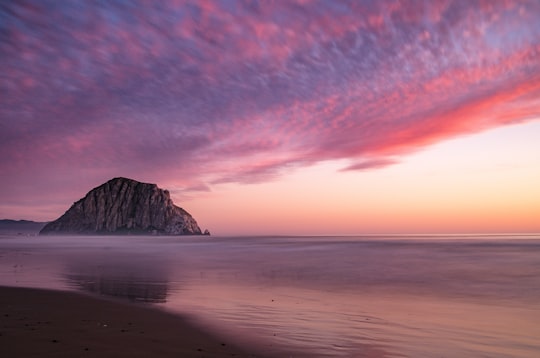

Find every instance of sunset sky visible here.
[1,1,539,235]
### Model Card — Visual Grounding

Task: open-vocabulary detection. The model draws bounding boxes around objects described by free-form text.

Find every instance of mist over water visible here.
[1,235,539,357]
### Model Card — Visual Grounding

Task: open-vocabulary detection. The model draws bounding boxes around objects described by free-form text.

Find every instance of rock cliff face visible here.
[39,177,203,235]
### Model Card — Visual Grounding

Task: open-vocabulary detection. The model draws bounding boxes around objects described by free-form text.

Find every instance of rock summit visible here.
[39,177,203,235]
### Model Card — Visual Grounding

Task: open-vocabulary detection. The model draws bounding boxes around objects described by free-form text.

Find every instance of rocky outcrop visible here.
[39,177,203,235]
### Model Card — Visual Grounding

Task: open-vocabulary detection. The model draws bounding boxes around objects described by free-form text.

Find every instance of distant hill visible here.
[0,219,48,235]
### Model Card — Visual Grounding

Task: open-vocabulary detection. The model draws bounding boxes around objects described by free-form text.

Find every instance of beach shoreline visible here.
[2,236,539,357]
[0,285,265,357]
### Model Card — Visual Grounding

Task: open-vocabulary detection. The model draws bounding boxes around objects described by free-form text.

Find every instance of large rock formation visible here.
[39,177,203,235]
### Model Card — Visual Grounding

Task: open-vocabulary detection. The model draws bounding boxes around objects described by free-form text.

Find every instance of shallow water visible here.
[1,234,539,357]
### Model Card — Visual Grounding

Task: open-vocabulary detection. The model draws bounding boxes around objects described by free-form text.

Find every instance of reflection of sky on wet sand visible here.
[173,281,540,357]
[1,235,540,357]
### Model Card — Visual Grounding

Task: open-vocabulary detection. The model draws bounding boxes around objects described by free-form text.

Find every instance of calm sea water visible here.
[1,234,539,357]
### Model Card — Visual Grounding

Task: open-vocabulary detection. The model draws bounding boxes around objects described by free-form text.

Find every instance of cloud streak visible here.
[1,0,539,218]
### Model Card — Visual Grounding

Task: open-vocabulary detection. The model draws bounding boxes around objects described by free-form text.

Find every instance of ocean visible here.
[1,234,539,357]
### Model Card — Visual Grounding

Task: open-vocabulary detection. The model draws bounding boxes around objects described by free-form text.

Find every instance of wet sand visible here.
[0,286,263,358]
[2,235,539,356]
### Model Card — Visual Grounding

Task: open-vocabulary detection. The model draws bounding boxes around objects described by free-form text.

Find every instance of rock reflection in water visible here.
[64,252,171,303]
[66,272,169,303]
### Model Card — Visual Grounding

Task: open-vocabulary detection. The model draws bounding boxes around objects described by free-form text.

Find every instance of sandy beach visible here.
[0,286,262,358]
[2,236,540,356]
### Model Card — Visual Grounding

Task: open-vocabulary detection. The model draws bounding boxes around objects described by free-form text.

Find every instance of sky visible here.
[1,0,539,235]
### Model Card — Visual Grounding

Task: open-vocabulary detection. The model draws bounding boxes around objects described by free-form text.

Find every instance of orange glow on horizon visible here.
[184,121,540,235]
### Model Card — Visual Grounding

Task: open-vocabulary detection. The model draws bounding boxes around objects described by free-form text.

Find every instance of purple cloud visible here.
[1,0,539,219]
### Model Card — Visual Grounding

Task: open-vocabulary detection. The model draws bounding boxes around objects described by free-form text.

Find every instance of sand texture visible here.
[0,286,262,357]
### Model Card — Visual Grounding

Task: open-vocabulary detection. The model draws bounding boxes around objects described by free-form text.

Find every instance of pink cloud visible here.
[1,1,539,220]
[341,158,399,172]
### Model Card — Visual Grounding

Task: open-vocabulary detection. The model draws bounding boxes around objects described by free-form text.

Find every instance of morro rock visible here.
[39,177,203,235]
